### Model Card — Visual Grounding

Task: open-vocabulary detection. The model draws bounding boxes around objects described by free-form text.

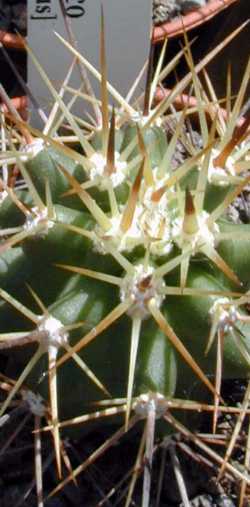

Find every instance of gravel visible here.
[153,0,210,25]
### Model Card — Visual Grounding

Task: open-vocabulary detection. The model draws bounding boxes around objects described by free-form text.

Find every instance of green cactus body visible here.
[1,116,250,418]
[120,122,169,168]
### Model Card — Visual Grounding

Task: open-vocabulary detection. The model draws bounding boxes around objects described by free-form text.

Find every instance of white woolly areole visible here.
[22,390,46,417]
[133,392,166,419]
[22,138,45,158]
[120,264,166,319]
[24,207,54,236]
[94,208,144,254]
[209,297,238,333]
[172,210,219,253]
[140,184,173,255]
[89,152,127,190]
[208,148,236,187]
[0,190,8,204]
[37,315,68,353]
[130,113,162,128]
[94,183,173,256]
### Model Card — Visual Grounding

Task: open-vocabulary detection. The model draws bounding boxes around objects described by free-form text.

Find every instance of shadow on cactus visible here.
[0,10,250,505]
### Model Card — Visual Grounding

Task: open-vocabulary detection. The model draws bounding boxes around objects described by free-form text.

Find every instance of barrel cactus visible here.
[0,18,250,504]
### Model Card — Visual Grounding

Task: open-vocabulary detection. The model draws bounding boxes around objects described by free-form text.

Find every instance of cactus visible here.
[0,16,250,505]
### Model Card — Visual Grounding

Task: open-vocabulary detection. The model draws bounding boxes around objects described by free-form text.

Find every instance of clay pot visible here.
[0,95,28,119]
[152,0,238,42]
[154,86,246,128]
[0,29,26,115]
[0,30,24,50]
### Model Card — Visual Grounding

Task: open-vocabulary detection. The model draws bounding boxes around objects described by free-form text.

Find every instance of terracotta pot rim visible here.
[152,0,238,42]
[0,30,25,50]
[154,86,246,128]
[1,95,28,120]
[5,90,247,130]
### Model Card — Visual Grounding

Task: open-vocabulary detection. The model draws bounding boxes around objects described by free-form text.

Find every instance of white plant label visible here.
[28,0,152,126]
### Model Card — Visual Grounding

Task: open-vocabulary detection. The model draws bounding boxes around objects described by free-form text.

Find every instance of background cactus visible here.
[0,15,250,505]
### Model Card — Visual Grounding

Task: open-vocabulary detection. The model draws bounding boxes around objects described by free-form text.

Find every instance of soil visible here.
[0,378,246,506]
